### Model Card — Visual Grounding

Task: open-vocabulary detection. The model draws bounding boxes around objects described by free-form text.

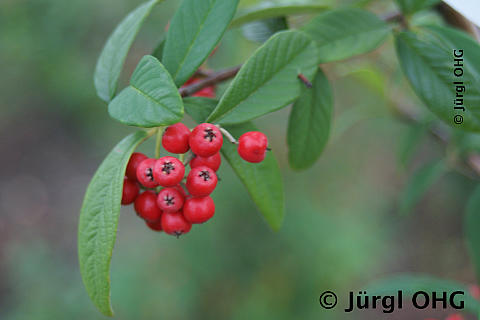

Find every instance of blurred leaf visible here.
[366,274,480,315]
[231,2,329,27]
[398,159,447,214]
[395,31,480,132]
[94,0,160,103]
[302,8,390,63]
[162,0,239,87]
[287,69,333,170]
[465,185,480,285]
[108,55,183,128]
[397,124,427,168]
[151,37,165,61]
[183,97,218,123]
[221,123,285,231]
[241,17,288,43]
[395,0,441,14]
[207,30,319,124]
[78,131,149,316]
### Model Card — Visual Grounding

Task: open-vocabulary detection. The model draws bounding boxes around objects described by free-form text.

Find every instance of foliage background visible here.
[0,0,476,319]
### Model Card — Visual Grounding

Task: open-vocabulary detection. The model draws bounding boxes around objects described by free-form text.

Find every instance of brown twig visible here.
[380,11,409,29]
[179,66,241,97]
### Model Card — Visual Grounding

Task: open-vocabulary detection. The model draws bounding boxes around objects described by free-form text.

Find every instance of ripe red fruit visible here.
[190,153,221,171]
[186,166,218,197]
[134,191,163,222]
[153,156,185,187]
[189,123,223,157]
[183,196,215,224]
[237,131,268,163]
[161,212,192,237]
[121,177,139,205]
[157,187,185,213]
[145,219,163,232]
[182,77,215,98]
[174,184,187,198]
[126,152,147,181]
[136,158,158,188]
[162,123,191,154]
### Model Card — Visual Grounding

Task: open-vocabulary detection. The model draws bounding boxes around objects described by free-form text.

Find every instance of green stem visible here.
[155,127,164,158]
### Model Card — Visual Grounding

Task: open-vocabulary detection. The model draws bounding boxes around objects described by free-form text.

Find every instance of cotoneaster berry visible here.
[157,187,185,213]
[126,152,147,181]
[145,219,163,232]
[237,131,268,163]
[121,177,139,205]
[189,123,223,157]
[134,191,163,222]
[153,156,185,187]
[186,166,218,197]
[136,158,158,188]
[183,196,215,224]
[190,152,221,171]
[161,212,192,237]
[162,123,191,154]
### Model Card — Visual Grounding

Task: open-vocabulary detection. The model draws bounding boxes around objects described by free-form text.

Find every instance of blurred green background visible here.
[0,0,477,319]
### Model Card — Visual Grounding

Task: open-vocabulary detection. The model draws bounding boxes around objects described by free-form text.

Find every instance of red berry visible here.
[186,166,217,197]
[174,184,187,198]
[145,219,163,232]
[446,315,464,320]
[189,123,223,157]
[182,77,215,98]
[134,191,163,222]
[183,196,215,224]
[121,177,139,205]
[190,153,221,171]
[162,123,191,154]
[237,131,268,163]
[161,212,192,237]
[136,158,158,188]
[157,187,185,213]
[126,152,147,181]
[153,156,185,187]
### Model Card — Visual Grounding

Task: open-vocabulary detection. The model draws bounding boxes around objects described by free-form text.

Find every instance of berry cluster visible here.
[120,122,269,237]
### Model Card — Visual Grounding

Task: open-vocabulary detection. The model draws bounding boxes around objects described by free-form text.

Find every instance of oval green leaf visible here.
[465,185,480,284]
[183,97,218,123]
[78,131,150,316]
[241,17,288,43]
[162,0,239,87]
[94,0,160,102]
[302,8,390,63]
[287,69,333,170]
[108,55,184,128]
[221,123,285,231]
[395,30,480,132]
[207,30,319,125]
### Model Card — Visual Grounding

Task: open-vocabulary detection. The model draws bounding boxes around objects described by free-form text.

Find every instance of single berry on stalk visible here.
[157,187,185,213]
[136,158,159,188]
[121,177,139,205]
[126,152,147,181]
[189,123,223,157]
[161,212,192,237]
[186,166,218,197]
[237,131,268,163]
[183,196,215,224]
[153,156,185,187]
[162,123,191,154]
[134,191,163,222]
[190,152,221,171]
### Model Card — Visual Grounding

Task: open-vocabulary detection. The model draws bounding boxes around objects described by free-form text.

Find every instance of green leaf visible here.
[221,123,285,231]
[78,131,149,316]
[398,159,447,214]
[207,30,319,125]
[366,274,480,315]
[108,55,183,128]
[231,2,329,27]
[465,185,480,284]
[241,17,288,43]
[162,0,239,87]
[302,8,390,63]
[183,97,218,123]
[397,124,427,168]
[395,31,480,132]
[395,0,441,14]
[287,69,333,170]
[94,0,160,102]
